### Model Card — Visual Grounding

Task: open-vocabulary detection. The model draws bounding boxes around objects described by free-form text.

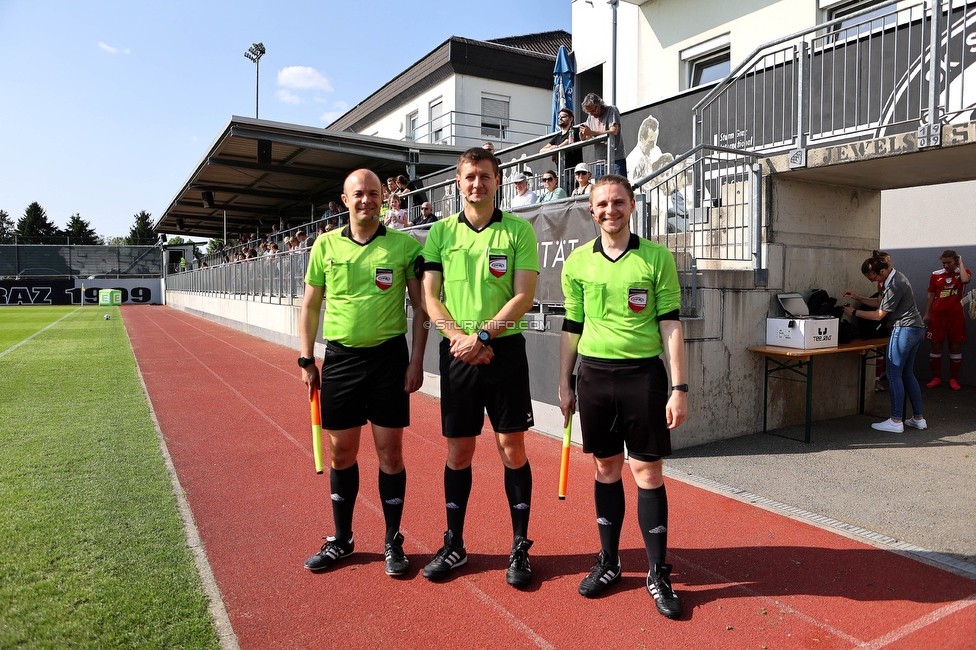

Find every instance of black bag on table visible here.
[857,292,889,339]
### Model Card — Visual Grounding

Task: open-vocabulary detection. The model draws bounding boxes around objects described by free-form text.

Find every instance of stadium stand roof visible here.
[155,116,465,239]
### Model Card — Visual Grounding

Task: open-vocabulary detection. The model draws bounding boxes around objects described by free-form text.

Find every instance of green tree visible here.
[0,209,13,238]
[206,239,224,254]
[63,213,101,245]
[16,202,60,238]
[126,210,155,245]
[166,236,188,246]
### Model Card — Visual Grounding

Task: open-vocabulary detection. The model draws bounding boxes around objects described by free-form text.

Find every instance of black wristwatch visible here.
[477,329,491,344]
[297,356,316,368]
[672,384,689,392]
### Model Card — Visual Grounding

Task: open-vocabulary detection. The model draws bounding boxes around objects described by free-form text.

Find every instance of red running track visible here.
[123,305,976,649]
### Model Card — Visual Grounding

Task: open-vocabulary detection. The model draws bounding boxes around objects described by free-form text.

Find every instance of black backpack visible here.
[808,289,837,315]
[856,291,889,339]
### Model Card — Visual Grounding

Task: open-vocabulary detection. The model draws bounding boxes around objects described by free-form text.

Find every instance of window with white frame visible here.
[681,34,731,89]
[429,98,446,143]
[821,0,893,30]
[481,94,510,141]
[406,111,419,142]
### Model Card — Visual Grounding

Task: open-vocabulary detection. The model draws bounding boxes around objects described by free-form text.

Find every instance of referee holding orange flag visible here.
[558,174,688,618]
[298,168,427,577]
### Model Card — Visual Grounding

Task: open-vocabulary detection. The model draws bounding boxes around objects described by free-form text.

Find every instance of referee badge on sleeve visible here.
[628,288,648,313]
[489,255,508,278]
[375,268,393,290]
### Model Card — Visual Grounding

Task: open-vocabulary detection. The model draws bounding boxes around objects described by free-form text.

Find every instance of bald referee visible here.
[421,147,540,588]
[558,174,687,619]
[299,168,428,577]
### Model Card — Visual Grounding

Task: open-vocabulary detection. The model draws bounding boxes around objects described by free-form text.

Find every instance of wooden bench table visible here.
[748,338,889,443]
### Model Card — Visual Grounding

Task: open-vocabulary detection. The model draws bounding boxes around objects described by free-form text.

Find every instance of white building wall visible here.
[356,75,554,148]
[574,0,926,111]
[571,0,641,109]
[881,180,976,249]
[633,0,814,106]
[357,77,457,143]
[454,74,555,145]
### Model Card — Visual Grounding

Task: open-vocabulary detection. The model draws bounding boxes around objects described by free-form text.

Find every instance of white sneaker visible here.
[905,416,927,430]
[871,418,904,433]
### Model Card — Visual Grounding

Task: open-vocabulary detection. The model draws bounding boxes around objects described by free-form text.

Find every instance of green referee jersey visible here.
[561,233,681,359]
[423,208,539,338]
[305,224,423,348]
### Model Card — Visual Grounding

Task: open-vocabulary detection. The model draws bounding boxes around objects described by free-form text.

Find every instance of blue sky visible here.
[0,0,571,239]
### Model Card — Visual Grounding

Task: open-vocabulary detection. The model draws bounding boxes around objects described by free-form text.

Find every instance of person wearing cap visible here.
[538,170,568,203]
[510,172,537,208]
[572,163,594,196]
[541,108,583,189]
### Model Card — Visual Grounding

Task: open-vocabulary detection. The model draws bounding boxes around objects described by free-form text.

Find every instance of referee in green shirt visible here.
[299,169,428,578]
[559,174,688,619]
[421,147,540,588]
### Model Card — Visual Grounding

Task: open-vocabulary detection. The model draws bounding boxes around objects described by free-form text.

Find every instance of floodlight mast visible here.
[244,42,266,119]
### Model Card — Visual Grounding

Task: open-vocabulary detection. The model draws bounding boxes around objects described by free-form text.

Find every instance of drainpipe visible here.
[608,0,618,106]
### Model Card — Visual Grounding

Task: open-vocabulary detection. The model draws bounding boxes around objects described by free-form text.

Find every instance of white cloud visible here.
[277,66,333,92]
[319,101,349,124]
[97,41,130,55]
[276,89,304,105]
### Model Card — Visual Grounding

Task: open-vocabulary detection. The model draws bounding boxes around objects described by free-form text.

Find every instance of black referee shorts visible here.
[439,333,534,437]
[576,355,671,461]
[319,334,410,430]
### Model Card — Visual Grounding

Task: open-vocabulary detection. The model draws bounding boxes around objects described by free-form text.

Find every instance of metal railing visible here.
[631,145,765,311]
[395,134,613,226]
[171,137,766,312]
[694,0,976,160]
[1,244,163,278]
[167,249,310,302]
[407,110,551,150]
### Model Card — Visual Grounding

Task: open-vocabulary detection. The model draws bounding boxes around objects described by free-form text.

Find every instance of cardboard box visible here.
[766,316,839,349]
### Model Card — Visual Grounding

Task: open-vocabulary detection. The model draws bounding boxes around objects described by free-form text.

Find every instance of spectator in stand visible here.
[297,231,310,249]
[269,243,281,255]
[393,175,410,198]
[384,194,409,229]
[922,250,971,390]
[325,201,341,218]
[572,163,594,196]
[510,172,537,208]
[482,141,495,154]
[412,202,437,226]
[386,177,398,195]
[579,93,628,178]
[541,108,582,189]
[538,170,568,203]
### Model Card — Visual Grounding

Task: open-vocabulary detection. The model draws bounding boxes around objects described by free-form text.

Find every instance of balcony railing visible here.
[694,0,976,162]
[406,110,552,150]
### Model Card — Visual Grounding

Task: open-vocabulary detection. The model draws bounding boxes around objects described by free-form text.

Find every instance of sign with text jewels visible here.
[0,279,163,306]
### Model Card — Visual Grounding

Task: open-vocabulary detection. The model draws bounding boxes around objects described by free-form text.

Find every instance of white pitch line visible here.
[0,307,81,358]
[140,309,557,650]
[857,593,976,649]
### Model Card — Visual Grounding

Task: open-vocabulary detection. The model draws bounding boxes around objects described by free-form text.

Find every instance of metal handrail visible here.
[692,0,971,156]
